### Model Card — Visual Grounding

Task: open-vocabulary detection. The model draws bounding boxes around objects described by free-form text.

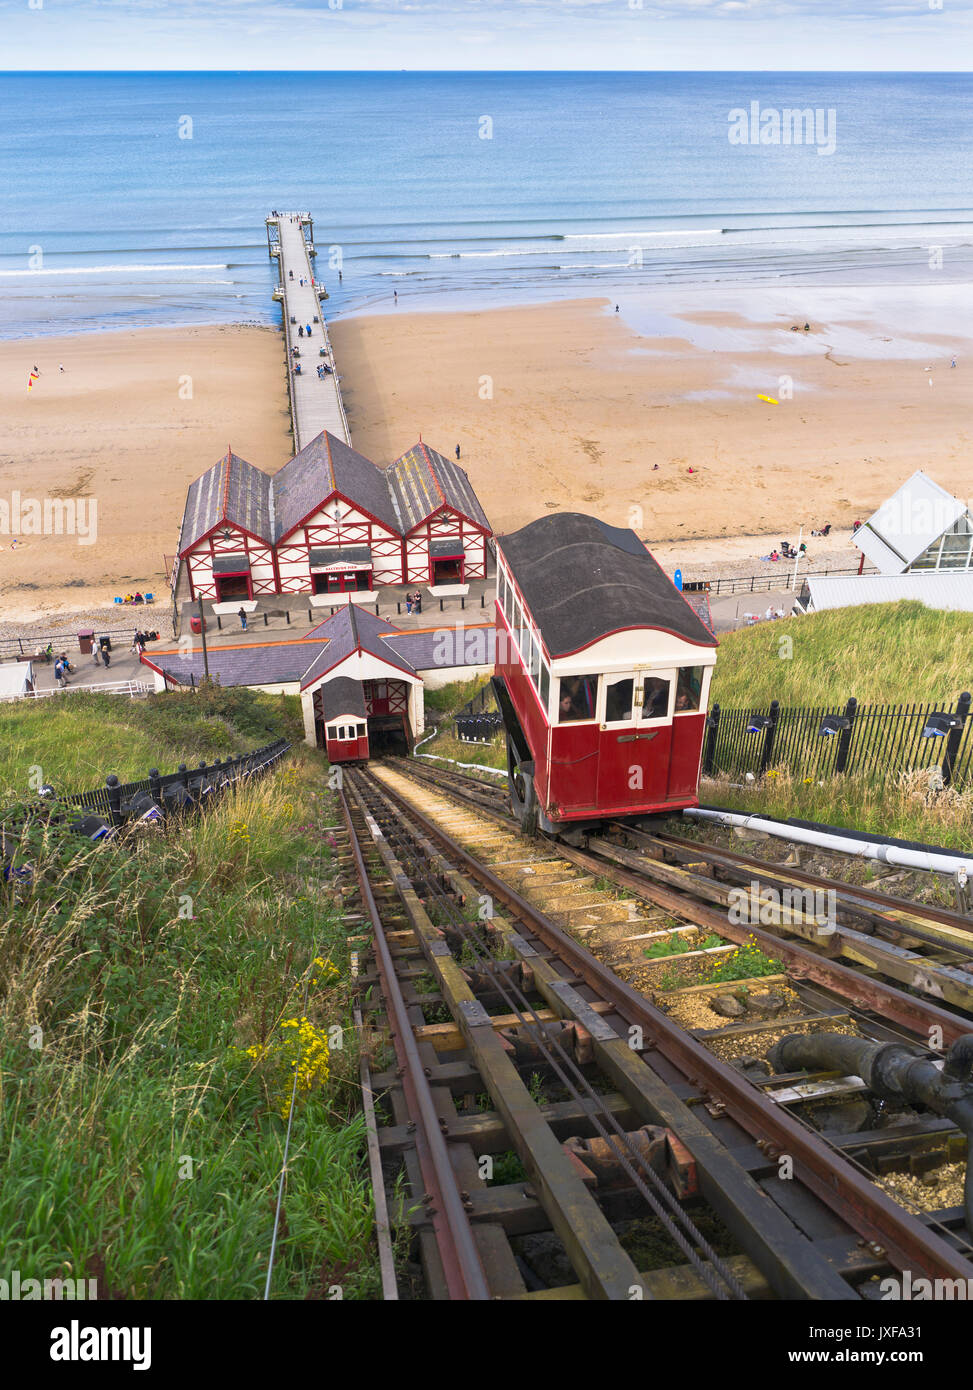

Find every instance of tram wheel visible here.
[506,735,535,825]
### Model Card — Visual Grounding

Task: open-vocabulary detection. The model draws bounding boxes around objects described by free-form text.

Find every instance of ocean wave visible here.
[0,263,231,277]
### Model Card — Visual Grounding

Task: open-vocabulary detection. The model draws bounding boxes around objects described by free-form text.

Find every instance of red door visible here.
[596,670,673,811]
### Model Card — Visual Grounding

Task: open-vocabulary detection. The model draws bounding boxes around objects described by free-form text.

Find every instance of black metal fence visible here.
[704,694,973,788]
[453,682,502,742]
[60,738,292,828]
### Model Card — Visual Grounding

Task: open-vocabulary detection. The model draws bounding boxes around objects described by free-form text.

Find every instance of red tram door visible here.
[596,671,673,811]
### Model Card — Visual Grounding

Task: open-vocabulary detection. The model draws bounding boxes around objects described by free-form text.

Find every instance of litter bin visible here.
[190,615,207,635]
[78,629,94,655]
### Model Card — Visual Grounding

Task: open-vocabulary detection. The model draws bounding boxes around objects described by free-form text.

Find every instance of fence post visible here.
[149,767,162,807]
[480,593,485,608]
[264,612,269,627]
[105,774,123,828]
[703,703,720,776]
[834,697,858,775]
[942,691,971,788]
[285,610,291,625]
[759,700,780,775]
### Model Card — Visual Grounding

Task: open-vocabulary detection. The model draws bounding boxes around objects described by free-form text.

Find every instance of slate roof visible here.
[386,442,492,533]
[498,513,718,658]
[145,641,325,689]
[319,676,367,722]
[273,431,400,540]
[385,626,496,672]
[178,450,273,556]
[300,603,418,690]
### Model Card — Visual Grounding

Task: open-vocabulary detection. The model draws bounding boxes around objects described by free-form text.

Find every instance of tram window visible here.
[604,675,635,723]
[558,675,598,722]
[357,723,366,738]
[539,660,551,712]
[675,666,704,712]
[498,571,507,615]
[529,632,541,687]
[640,675,671,720]
[503,577,513,627]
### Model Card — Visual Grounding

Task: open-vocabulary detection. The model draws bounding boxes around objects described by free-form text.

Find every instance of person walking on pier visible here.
[298,325,304,337]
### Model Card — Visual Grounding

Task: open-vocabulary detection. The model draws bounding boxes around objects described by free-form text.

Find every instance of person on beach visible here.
[238,607,248,631]
[455,444,461,460]
[59,364,64,373]
[394,290,398,302]
[298,325,304,337]
[306,324,311,336]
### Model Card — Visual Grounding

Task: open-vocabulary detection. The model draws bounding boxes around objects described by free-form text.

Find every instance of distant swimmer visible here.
[394,290,398,302]
[615,305,619,313]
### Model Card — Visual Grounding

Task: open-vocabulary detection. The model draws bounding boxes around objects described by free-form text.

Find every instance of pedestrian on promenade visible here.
[405,594,413,615]
[238,607,248,631]
[93,644,101,666]
[102,646,111,668]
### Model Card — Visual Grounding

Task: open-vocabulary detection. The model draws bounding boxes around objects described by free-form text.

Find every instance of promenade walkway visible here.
[268,213,350,451]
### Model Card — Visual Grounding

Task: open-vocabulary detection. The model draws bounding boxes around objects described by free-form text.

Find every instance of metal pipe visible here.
[686,806,973,877]
[769,1033,973,1234]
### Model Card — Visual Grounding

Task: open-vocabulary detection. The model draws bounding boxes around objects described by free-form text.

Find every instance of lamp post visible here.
[197,595,210,682]
[791,524,804,592]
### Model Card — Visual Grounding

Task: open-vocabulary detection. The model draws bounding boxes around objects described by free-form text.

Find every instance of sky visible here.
[0,0,970,72]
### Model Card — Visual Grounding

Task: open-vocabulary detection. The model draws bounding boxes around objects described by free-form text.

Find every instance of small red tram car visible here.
[492,513,718,841]
[321,675,370,764]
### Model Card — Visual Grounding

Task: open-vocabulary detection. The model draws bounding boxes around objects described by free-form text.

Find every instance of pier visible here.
[266,211,351,451]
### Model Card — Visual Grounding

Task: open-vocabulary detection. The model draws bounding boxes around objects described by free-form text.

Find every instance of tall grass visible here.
[711,602,973,709]
[703,766,973,850]
[0,747,379,1298]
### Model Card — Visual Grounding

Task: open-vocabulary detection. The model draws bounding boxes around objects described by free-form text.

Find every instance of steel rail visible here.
[338,787,491,1301]
[642,826,973,945]
[357,771,748,1300]
[372,766,973,1284]
[395,757,973,1044]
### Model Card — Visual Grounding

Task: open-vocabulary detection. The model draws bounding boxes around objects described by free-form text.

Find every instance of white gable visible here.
[857,471,968,574]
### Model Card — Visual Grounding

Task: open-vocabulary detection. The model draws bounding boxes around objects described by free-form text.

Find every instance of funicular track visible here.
[396,757,973,1033]
[340,763,973,1301]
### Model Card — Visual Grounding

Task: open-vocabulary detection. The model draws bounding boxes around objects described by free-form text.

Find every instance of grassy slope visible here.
[711,601,972,709]
[1,689,379,1298]
[0,685,303,801]
[708,602,973,846]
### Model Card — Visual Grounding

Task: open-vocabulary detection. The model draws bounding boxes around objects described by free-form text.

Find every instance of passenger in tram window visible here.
[642,676,670,719]
[675,666,703,712]
[558,675,598,722]
[605,677,634,722]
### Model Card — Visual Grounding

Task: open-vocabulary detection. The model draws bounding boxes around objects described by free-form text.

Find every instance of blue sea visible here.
[0,71,971,339]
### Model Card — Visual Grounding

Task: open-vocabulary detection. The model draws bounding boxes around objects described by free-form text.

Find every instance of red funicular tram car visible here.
[492,514,718,842]
[320,676,370,764]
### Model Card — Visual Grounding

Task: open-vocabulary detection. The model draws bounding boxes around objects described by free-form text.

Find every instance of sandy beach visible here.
[0,324,292,624]
[2,290,970,633]
[331,293,972,546]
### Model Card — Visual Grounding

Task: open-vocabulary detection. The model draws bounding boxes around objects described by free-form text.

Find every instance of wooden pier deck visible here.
[266,212,350,451]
